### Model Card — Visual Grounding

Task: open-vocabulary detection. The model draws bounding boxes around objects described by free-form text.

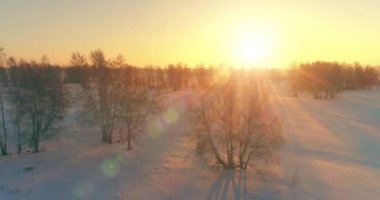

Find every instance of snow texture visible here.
[1,84,380,200]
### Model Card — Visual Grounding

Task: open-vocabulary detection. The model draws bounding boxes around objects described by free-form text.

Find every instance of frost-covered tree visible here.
[8,59,68,153]
[82,50,120,143]
[65,51,89,84]
[117,71,162,150]
[189,71,284,169]
[82,50,162,146]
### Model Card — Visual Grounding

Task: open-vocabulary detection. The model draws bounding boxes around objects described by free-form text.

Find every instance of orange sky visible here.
[1,0,380,68]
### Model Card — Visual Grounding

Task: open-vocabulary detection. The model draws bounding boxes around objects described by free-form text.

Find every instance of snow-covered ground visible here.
[1,84,380,200]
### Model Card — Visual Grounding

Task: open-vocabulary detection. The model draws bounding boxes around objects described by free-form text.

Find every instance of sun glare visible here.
[231,29,276,68]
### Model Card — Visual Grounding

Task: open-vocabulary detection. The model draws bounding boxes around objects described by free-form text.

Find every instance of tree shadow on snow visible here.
[207,170,253,200]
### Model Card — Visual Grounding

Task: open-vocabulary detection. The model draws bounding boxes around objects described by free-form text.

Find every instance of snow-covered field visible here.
[1,84,380,200]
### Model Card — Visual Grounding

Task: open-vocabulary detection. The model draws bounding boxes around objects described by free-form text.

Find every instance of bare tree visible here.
[117,72,162,150]
[8,59,68,153]
[167,64,185,91]
[65,51,89,84]
[82,50,121,143]
[71,51,88,67]
[289,61,379,98]
[0,47,5,67]
[0,48,7,155]
[189,71,284,169]
[7,57,26,153]
[0,48,8,155]
[82,50,162,146]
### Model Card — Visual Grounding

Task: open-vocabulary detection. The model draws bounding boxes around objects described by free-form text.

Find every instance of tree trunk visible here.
[102,129,107,143]
[0,97,7,155]
[34,138,39,153]
[17,120,22,154]
[33,124,40,153]
[127,132,132,151]
[127,124,132,151]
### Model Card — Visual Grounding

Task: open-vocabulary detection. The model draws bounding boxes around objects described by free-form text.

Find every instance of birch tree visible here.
[189,71,284,169]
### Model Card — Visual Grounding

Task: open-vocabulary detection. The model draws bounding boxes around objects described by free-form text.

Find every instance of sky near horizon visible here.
[1,0,380,67]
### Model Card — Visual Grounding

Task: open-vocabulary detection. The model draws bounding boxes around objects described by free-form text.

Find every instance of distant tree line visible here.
[66,55,215,91]
[289,61,379,99]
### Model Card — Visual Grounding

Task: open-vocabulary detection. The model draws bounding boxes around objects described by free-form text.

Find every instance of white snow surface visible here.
[1,84,380,200]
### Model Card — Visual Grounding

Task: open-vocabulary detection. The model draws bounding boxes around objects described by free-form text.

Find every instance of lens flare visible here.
[147,121,164,139]
[164,108,179,124]
[101,159,121,178]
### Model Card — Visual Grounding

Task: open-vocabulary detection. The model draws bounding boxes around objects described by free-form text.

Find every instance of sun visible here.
[237,37,267,64]
[231,30,275,68]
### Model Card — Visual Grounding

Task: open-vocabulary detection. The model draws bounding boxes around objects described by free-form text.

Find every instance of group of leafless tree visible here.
[0,47,287,172]
[289,61,379,99]
[0,48,219,155]
[1,47,379,173]
[78,50,163,150]
[0,55,68,154]
[68,50,220,150]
